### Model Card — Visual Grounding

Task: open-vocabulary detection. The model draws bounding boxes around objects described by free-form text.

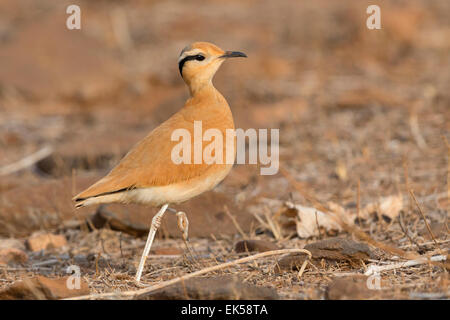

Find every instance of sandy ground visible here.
[0,0,448,299]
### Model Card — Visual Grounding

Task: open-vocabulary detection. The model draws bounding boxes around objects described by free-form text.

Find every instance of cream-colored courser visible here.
[73,42,246,283]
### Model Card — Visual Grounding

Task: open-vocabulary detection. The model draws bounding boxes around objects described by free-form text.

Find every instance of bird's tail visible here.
[73,192,124,208]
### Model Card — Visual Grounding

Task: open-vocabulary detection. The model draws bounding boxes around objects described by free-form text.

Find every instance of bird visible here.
[73,42,247,283]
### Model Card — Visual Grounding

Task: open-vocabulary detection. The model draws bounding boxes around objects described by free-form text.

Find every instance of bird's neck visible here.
[187,77,216,97]
[189,83,223,105]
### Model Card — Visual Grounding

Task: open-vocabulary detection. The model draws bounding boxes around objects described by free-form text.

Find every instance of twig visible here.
[263,206,282,240]
[365,255,447,276]
[403,157,412,213]
[409,291,450,299]
[65,248,312,300]
[399,239,450,249]
[409,111,427,149]
[31,259,59,268]
[314,211,322,239]
[223,205,247,239]
[0,146,53,176]
[398,210,422,253]
[356,177,361,226]
[251,208,282,240]
[297,259,309,279]
[409,189,440,249]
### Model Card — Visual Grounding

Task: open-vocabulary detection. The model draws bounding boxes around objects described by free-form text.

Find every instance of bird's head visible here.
[178,42,246,95]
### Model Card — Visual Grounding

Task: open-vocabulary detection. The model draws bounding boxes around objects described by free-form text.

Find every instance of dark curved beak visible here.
[220,51,247,59]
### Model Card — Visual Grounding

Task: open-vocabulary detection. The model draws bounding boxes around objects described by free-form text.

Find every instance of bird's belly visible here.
[123,164,232,206]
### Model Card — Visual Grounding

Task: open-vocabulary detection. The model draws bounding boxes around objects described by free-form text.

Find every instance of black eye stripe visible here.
[178,54,205,76]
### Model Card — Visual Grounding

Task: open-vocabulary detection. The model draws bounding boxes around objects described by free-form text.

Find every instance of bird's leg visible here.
[135,203,168,284]
[176,211,199,263]
[176,211,189,243]
[167,208,196,260]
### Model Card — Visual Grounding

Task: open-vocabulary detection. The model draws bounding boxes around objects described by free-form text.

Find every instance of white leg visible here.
[135,204,168,283]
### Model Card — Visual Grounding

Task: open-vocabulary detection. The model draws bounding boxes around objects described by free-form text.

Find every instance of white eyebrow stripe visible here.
[178,49,203,62]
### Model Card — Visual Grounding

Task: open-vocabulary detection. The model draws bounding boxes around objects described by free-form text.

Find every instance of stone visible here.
[304,237,375,262]
[0,238,25,251]
[89,206,148,237]
[275,237,376,272]
[141,276,278,300]
[326,276,389,300]
[0,276,90,300]
[234,239,280,253]
[0,248,28,265]
[26,232,67,252]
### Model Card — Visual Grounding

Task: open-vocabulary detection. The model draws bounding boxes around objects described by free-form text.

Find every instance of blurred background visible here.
[0,0,448,298]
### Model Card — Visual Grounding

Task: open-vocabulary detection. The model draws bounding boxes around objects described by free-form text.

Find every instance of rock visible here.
[0,176,94,237]
[275,253,310,273]
[275,238,375,272]
[89,206,148,237]
[0,238,25,251]
[234,240,280,253]
[326,276,388,300]
[0,276,89,300]
[0,248,28,265]
[0,176,257,240]
[82,190,257,239]
[26,232,67,252]
[304,237,375,263]
[166,191,257,238]
[141,276,278,300]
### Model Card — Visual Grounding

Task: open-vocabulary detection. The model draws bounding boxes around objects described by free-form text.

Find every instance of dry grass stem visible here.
[0,146,53,176]
[66,248,312,300]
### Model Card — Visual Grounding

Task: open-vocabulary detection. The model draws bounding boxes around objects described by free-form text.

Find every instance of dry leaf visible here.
[361,195,403,222]
[285,202,342,238]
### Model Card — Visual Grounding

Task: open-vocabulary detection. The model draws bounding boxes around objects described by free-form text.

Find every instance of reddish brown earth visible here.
[0,0,448,299]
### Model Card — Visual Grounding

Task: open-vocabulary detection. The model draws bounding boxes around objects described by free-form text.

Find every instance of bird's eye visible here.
[195,55,205,61]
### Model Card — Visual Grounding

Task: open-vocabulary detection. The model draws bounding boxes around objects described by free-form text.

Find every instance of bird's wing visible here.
[73,102,233,201]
